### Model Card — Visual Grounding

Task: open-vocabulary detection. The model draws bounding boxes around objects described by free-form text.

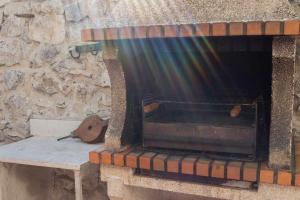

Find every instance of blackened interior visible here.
[118,36,272,160]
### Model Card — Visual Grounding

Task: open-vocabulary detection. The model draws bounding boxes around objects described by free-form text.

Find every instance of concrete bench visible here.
[0,119,103,200]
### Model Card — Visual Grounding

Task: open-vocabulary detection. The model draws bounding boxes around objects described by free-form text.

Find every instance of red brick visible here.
[101,151,112,165]
[134,26,147,39]
[259,164,274,184]
[126,151,142,168]
[164,25,178,37]
[277,170,292,186]
[181,156,197,175]
[229,22,244,36]
[139,152,156,170]
[89,150,101,164]
[105,28,118,40]
[81,29,92,41]
[295,173,300,187]
[119,27,133,39]
[196,159,210,177]
[148,26,162,38]
[265,21,281,35]
[167,155,182,173]
[284,20,300,35]
[211,160,225,179]
[227,161,242,180]
[153,154,168,171]
[180,24,193,37]
[195,23,210,36]
[93,29,105,41]
[113,148,132,167]
[243,162,258,182]
[247,22,262,35]
[212,23,227,36]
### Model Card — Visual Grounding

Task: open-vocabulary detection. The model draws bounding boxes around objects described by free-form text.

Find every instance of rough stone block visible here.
[3,70,23,90]
[0,38,25,66]
[64,3,82,22]
[28,14,65,44]
[0,0,9,7]
[30,44,59,68]
[3,2,31,16]
[1,16,26,37]
[31,72,59,96]
[31,0,64,15]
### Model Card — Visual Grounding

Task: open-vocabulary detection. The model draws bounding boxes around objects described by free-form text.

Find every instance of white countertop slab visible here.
[0,136,103,170]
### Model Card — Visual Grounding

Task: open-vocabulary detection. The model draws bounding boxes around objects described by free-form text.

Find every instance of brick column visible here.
[269,37,296,169]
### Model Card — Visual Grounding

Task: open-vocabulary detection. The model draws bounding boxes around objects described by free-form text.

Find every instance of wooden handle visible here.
[144,102,160,113]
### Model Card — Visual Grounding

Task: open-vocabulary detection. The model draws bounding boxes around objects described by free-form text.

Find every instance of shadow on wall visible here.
[0,163,108,200]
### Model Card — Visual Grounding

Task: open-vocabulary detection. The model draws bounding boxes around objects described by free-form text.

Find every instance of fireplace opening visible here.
[119,36,272,161]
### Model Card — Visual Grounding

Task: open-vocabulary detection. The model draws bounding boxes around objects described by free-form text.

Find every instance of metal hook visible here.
[91,49,99,56]
[69,42,102,59]
[69,48,80,59]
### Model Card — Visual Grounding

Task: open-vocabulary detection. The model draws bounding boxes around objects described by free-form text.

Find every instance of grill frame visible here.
[142,98,266,161]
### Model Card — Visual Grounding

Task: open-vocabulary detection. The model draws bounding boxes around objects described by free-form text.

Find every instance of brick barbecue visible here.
[82,0,300,195]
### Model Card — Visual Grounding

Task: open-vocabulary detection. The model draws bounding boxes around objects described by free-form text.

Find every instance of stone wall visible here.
[0,0,112,143]
[0,0,111,199]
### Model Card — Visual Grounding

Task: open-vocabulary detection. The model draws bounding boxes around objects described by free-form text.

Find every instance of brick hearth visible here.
[89,136,300,188]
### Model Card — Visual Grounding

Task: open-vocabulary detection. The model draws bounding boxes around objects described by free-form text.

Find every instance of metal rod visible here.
[57,135,72,141]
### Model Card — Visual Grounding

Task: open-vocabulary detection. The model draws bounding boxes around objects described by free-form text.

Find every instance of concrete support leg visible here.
[106,177,125,200]
[74,170,83,200]
[269,37,296,169]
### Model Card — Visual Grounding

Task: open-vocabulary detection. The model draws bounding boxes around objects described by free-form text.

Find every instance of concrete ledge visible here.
[101,165,300,200]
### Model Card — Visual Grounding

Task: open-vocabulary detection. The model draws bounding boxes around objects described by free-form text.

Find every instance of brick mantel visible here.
[81,20,300,42]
